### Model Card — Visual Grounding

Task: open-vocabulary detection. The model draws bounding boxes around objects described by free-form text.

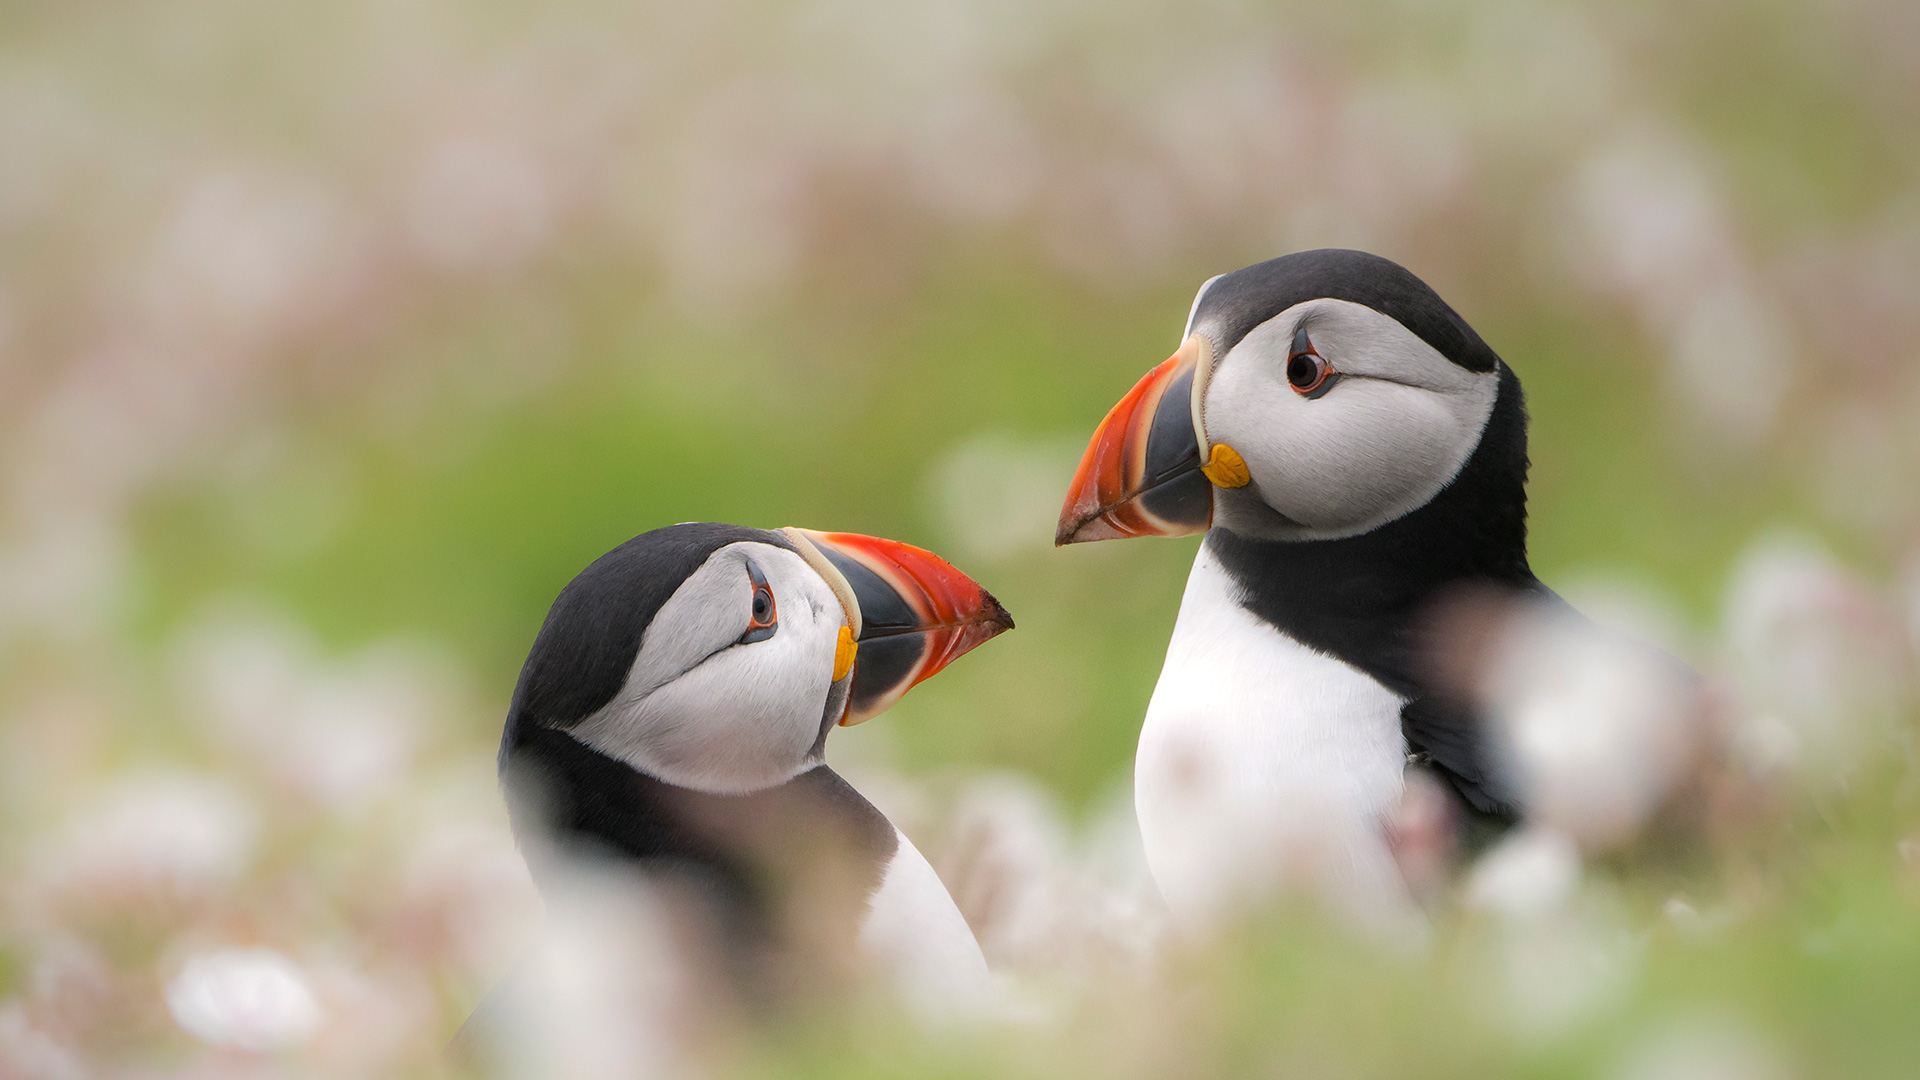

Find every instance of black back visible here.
[1192,249,1499,372]
[1208,362,1545,827]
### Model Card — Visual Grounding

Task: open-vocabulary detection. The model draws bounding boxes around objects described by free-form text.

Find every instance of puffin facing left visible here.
[495,522,1012,1016]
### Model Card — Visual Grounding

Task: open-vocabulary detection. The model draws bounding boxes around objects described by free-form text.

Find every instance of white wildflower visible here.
[483,861,696,1080]
[33,772,257,900]
[1723,531,1913,783]
[1466,828,1581,919]
[1482,598,1700,847]
[1481,892,1640,1043]
[166,947,324,1052]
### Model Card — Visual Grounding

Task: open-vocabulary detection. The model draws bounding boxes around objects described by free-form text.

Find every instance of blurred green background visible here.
[53,0,1906,807]
[2,0,1918,1075]
[127,252,1788,806]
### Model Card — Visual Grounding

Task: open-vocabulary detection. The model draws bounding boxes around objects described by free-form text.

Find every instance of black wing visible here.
[1401,695,1520,845]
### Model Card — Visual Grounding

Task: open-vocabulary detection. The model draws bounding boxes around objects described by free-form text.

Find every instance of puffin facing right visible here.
[1057,249,1567,931]
[493,522,1012,1020]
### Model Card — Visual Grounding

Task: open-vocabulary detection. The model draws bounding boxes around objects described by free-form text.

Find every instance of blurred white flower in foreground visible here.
[1723,532,1914,783]
[1476,890,1641,1044]
[166,947,324,1052]
[1465,828,1581,919]
[941,773,1164,983]
[404,818,544,980]
[31,772,257,901]
[1480,596,1703,848]
[479,861,698,1080]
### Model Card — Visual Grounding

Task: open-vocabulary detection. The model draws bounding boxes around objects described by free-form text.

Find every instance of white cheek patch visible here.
[593,623,836,793]
[617,552,759,703]
[1282,384,1477,517]
[1203,300,1498,538]
[569,543,846,794]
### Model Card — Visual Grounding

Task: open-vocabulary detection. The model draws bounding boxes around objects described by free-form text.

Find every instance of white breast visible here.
[1135,545,1420,936]
[858,829,993,1018]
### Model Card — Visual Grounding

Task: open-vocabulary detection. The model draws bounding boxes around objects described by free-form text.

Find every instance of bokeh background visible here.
[2,0,1918,1075]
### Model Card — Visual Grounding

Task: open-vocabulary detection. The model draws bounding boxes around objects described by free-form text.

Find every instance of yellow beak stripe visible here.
[832,625,858,682]
[1201,442,1251,488]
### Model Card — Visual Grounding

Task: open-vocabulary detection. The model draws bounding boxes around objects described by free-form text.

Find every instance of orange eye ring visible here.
[1286,326,1338,398]
[747,581,777,630]
[739,560,779,644]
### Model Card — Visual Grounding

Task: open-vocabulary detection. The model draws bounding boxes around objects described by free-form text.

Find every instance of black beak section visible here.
[790,531,1014,726]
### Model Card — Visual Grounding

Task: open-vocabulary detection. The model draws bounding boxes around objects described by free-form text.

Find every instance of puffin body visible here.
[1058,250,1549,930]
[497,522,1011,1008]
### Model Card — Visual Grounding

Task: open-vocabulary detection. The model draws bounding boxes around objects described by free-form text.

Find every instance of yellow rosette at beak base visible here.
[832,625,858,682]
[1201,443,1251,488]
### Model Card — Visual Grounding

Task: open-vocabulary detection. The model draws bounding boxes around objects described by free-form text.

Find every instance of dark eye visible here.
[1286,326,1338,398]
[740,562,778,644]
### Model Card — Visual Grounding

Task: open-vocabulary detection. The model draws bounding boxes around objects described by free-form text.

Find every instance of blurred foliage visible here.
[121,242,1832,805]
[2,0,1918,1075]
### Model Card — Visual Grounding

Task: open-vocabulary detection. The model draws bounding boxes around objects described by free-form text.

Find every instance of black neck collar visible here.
[499,723,898,980]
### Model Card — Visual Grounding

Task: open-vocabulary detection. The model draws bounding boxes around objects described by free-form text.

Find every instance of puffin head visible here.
[503,523,1012,796]
[1056,249,1512,546]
